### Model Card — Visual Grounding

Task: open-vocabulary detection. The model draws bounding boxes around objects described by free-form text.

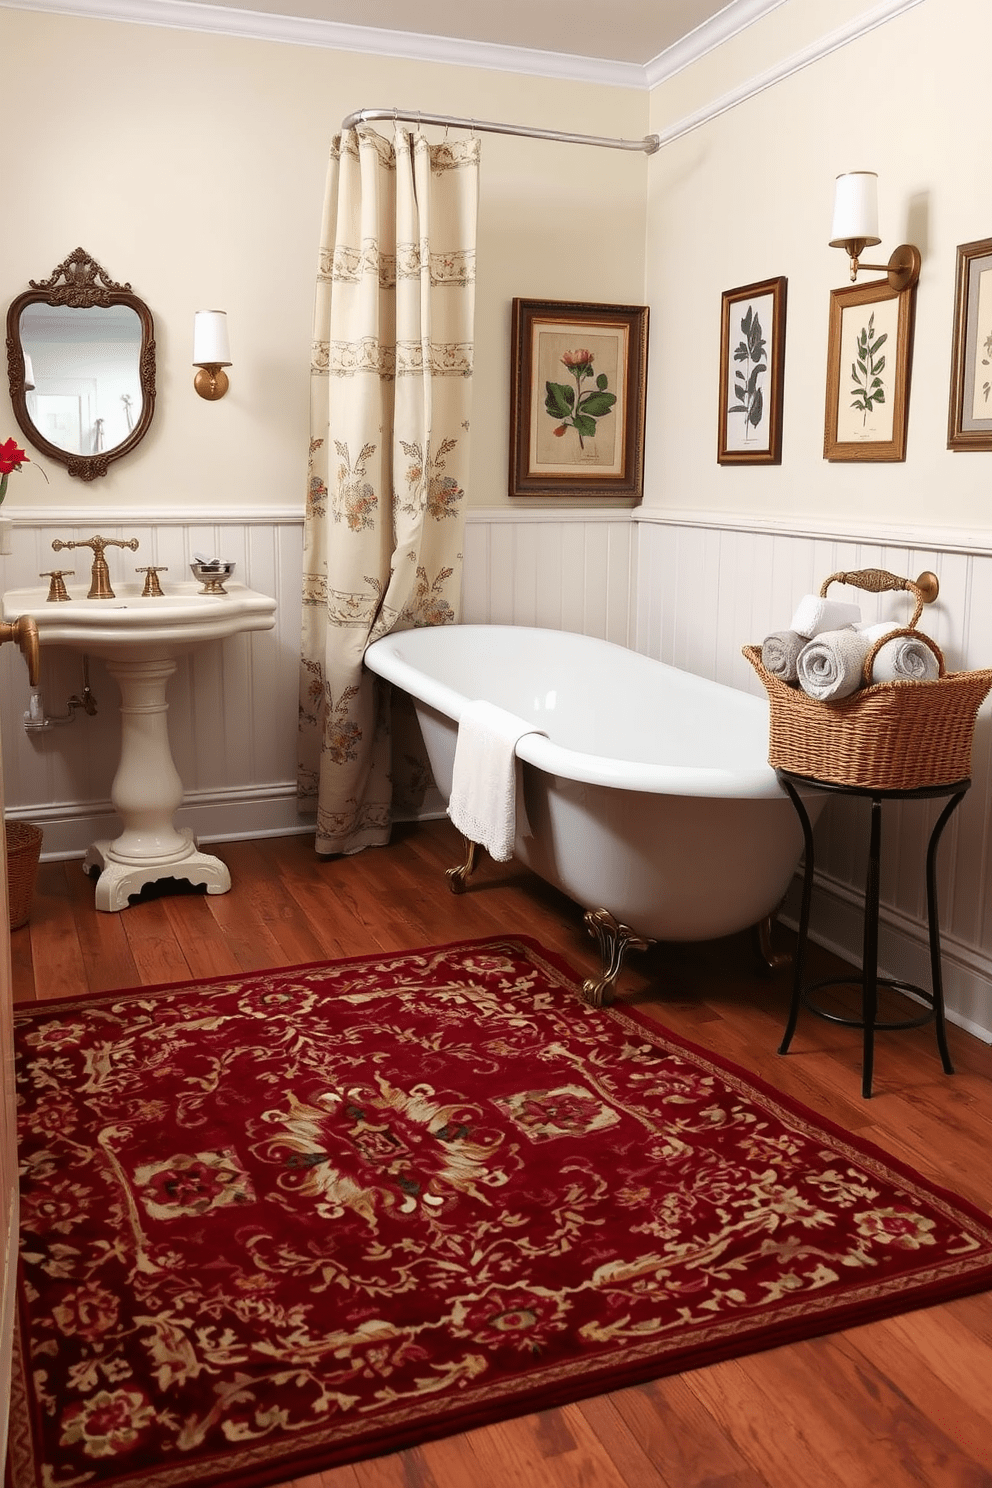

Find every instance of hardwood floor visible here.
[11,820,992,1487]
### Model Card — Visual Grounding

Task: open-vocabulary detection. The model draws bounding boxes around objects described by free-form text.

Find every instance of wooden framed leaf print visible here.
[717,277,787,466]
[947,236,992,451]
[509,298,649,499]
[824,276,916,462]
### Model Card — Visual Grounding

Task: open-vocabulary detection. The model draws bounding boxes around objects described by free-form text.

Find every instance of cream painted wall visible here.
[0,7,648,516]
[644,0,992,532]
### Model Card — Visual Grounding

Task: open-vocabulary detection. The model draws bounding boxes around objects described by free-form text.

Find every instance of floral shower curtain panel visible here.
[299,127,480,856]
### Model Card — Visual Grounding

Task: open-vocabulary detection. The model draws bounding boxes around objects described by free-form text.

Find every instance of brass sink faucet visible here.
[51,536,140,599]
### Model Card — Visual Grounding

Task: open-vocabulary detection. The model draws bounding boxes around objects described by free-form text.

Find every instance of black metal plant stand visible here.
[776,770,969,1099]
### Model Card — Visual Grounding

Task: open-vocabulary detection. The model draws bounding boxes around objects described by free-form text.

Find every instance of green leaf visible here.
[544,381,572,419]
[746,364,767,394]
[575,414,598,438]
[596,372,608,391]
[869,333,888,355]
[873,355,885,376]
[748,314,765,355]
[728,403,748,414]
[748,386,764,428]
[577,391,617,417]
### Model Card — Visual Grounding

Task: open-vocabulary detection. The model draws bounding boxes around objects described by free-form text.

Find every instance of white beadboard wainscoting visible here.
[3,501,991,1046]
[0,511,307,858]
[461,506,636,642]
[632,508,992,1047]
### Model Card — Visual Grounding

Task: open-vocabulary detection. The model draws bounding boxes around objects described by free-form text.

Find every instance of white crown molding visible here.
[0,0,644,85]
[651,0,926,148]
[0,0,926,98]
[644,0,787,89]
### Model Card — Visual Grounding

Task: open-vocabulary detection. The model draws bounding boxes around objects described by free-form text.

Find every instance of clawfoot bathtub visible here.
[365,625,819,1004]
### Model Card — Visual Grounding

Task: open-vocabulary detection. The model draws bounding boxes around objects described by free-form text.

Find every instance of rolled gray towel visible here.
[797,628,872,701]
[870,632,940,684]
[761,629,806,684]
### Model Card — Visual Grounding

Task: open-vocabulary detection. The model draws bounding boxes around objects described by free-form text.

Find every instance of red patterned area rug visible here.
[10,937,992,1488]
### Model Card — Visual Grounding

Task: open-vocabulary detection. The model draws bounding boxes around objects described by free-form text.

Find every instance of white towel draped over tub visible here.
[447,700,547,862]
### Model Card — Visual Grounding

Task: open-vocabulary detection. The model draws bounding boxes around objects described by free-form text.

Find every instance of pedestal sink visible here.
[1,582,277,911]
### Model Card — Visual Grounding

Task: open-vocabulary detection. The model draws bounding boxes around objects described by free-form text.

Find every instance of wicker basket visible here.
[744,567,992,791]
[6,821,42,930]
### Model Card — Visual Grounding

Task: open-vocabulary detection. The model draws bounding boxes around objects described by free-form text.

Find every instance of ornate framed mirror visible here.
[5,248,156,481]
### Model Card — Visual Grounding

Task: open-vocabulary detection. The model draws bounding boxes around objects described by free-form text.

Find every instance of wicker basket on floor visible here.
[6,821,43,930]
[744,568,992,791]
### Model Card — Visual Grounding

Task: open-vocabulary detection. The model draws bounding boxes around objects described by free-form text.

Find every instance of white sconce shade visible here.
[827,170,920,290]
[193,310,232,368]
[23,353,35,391]
[829,171,881,247]
[192,310,231,400]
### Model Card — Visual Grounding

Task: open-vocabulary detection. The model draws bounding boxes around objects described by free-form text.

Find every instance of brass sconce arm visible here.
[838,239,922,291]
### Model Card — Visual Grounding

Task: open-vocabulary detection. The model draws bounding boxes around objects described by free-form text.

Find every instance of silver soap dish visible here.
[190,560,236,594]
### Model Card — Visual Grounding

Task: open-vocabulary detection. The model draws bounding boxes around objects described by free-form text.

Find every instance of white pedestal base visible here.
[87,654,233,913]
[83,831,231,912]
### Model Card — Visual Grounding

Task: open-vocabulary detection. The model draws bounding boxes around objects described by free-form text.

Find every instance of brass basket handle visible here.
[819,568,939,630]
[860,626,946,687]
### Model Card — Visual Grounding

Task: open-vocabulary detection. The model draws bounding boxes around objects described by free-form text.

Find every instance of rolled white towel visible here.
[790,593,862,638]
[868,628,940,684]
[761,629,806,684]
[797,628,872,701]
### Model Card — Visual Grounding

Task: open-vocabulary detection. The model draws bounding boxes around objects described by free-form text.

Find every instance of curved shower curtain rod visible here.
[340,107,660,155]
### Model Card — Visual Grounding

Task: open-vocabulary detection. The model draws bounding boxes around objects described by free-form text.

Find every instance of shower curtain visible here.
[299,126,480,856]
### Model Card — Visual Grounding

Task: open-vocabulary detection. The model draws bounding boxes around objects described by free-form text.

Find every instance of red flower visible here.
[0,435,43,505]
[561,349,593,370]
[0,437,28,477]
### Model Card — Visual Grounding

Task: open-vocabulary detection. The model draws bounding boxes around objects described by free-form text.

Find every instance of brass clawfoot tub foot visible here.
[445,836,480,894]
[581,908,656,1007]
[752,913,792,971]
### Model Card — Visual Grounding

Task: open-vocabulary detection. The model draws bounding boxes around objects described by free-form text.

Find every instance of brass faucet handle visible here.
[40,570,74,602]
[137,566,168,598]
[0,615,40,685]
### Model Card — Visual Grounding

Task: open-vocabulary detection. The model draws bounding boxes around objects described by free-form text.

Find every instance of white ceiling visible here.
[175,0,737,66]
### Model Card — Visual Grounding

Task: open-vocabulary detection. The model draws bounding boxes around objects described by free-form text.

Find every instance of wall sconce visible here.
[829,171,921,290]
[192,310,231,400]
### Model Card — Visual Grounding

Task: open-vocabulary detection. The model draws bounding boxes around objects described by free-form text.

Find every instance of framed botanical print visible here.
[717,276,787,465]
[947,236,992,451]
[509,298,649,499]
[824,276,916,462]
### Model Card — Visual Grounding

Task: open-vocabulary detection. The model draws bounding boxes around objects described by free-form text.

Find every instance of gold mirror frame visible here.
[5,247,156,481]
